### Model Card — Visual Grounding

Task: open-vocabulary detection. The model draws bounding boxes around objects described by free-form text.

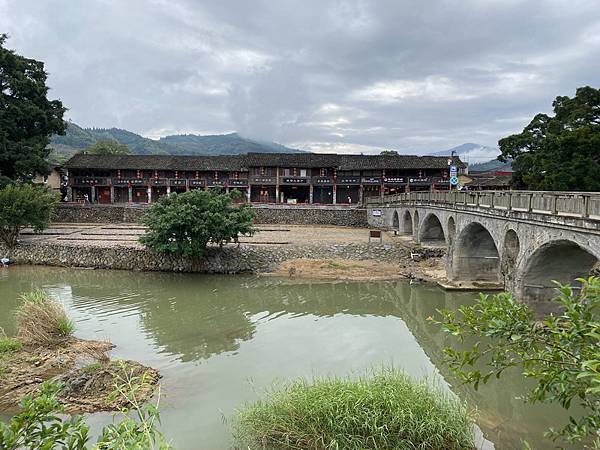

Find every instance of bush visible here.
[16,290,75,345]
[436,277,600,447]
[233,369,475,450]
[0,183,58,249]
[139,189,254,258]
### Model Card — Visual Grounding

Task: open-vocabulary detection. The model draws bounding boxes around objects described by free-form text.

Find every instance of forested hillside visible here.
[50,122,302,158]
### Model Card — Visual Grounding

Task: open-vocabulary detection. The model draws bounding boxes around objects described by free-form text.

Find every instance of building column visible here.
[275,167,280,203]
[225,186,230,194]
[359,185,364,205]
[128,185,133,203]
[90,186,96,204]
[110,186,115,203]
[247,185,252,203]
[166,186,171,195]
[380,185,385,201]
[147,186,152,204]
[309,184,314,204]
[332,185,337,204]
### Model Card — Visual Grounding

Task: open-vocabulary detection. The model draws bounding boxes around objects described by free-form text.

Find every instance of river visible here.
[0,266,568,449]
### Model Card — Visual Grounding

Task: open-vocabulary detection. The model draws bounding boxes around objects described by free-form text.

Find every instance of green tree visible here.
[81,140,131,155]
[380,150,399,156]
[498,86,600,191]
[139,189,254,258]
[435,278,600,448]
[0,183,58,249]
[0,34,67,181]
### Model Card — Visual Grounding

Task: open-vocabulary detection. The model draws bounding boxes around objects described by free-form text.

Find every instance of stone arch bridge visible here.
[367,191,600,308]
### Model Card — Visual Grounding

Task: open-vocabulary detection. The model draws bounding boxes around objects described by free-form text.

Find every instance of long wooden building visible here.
[63,153,466,205]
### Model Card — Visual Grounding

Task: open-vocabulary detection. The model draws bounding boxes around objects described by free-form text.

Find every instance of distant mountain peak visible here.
[427,143,500,165]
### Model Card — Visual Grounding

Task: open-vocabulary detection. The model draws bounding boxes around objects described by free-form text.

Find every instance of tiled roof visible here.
[64,153,466,171]
[64,154,246,171]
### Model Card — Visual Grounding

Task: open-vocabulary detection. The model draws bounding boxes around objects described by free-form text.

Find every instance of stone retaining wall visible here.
[54,204,368,227]
[2,241,408,274]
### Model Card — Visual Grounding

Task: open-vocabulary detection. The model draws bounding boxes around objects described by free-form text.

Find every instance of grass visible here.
[15,289,76,345]
[320,261,362,271]
[81,362,102,375]
[0,337,21,353]
[233,369,475,450]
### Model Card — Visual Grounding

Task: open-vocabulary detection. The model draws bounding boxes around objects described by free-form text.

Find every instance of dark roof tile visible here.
[64,153,466,171]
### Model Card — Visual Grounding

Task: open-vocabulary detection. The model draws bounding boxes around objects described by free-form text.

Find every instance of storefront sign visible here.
[281,177,309,184]
[362,177,382,184]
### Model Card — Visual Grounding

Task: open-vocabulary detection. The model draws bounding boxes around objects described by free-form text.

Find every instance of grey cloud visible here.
[0,0,598,156]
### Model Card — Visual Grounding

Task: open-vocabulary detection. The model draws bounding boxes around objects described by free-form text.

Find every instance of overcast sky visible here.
[1,0,598,156]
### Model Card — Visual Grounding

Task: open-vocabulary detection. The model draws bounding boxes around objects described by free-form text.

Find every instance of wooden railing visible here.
[367,191,600,220]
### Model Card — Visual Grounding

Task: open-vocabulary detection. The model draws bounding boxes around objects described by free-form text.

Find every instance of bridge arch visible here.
[419,213,446,244]
[519,240,599,307]
[401,210,413,235]
[392,211,399,230]
[452,222,500,283]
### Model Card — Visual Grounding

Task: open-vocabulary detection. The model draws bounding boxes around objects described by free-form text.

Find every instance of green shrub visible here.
[0,183,58,249]
[233,369,475,450]
[139,188,254,258]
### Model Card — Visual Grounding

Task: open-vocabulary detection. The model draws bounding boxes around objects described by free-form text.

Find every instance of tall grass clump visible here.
[233,369,475,450]
[15,290,75,345]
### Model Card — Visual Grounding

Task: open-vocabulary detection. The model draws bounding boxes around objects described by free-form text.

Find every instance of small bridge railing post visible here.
[507,192,512,211]
[551,194,558,215]
[583,194,590,218]
[528,193,534,212]
[490,192,495,209]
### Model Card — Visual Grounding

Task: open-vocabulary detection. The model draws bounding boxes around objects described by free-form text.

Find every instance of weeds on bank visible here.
[321,260,361,271]
[15,289,75,344]
[0,329,21,353]
[0,366,170,450]
[233,368,475,450]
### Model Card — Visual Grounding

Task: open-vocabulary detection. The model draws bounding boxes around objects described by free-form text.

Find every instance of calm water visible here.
[0,266,567,449]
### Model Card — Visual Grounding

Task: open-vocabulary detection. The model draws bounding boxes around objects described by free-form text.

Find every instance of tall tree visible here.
[0,34,66,181]
[498,86,600,191]
[80,140,131,155]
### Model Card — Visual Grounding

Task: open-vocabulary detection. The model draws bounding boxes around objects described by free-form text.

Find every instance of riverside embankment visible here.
[2,223,445,280]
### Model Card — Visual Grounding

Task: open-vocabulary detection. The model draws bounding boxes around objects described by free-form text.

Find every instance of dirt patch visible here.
[0,337,159,414]
[265,258,406,281]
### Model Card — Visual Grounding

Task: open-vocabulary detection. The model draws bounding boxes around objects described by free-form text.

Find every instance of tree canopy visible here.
[139,189,254,258]
[498,86,600,191]
[0,183,58,249]
[0,34,66,181]
[80,140,131,155]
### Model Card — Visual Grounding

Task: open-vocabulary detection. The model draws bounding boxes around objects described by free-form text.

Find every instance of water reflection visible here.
[0,266,569,449]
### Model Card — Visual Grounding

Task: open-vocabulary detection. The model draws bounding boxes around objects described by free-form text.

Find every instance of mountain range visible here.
[50,122,303,160]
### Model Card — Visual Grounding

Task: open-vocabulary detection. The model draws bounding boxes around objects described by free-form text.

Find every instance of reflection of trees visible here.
[2,267,569,448]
